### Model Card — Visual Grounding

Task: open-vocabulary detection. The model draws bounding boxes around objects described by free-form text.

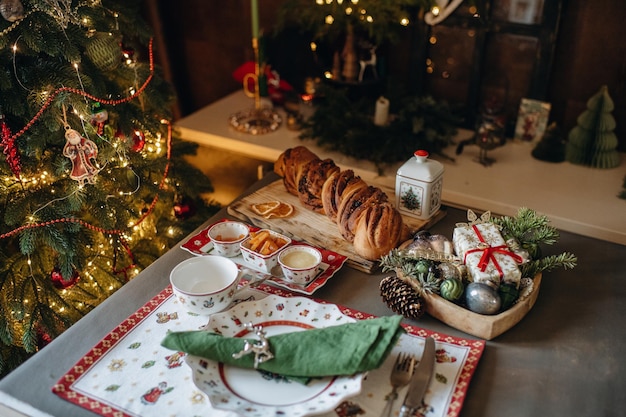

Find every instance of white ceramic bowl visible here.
[240,229,291,274]
[170,256,243,315]
[278,245,322,285]
[207,221,249,257]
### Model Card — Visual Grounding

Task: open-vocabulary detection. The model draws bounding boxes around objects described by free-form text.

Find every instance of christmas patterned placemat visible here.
[52,285,485,417]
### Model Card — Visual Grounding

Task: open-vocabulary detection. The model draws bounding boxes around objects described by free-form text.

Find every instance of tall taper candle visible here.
[251,0,259,39]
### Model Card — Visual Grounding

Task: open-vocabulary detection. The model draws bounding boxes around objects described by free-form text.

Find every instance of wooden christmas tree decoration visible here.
[565,85,620,169]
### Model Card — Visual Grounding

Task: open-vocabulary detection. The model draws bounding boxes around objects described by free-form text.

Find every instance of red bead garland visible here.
[0,38,173,277]
[0,114,21,178]
[9,38,155,144]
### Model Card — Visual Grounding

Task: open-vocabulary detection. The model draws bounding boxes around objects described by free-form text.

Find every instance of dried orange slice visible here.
[251,201,280,216]
[265,202,294,219]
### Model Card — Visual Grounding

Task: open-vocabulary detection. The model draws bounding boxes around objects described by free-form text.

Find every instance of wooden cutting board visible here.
[228,179,445,273]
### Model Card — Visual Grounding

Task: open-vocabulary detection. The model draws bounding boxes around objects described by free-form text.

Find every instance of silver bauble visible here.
[438,262,461,280]
[427,234,453,254]
[465,282,501,315]
[406,239,432,252]
[0,0,24,22]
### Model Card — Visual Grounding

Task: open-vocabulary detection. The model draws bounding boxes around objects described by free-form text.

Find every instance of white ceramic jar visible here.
[395,150,444,220]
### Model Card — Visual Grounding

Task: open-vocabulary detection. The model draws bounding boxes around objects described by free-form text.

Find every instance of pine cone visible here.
[379,276,426,320]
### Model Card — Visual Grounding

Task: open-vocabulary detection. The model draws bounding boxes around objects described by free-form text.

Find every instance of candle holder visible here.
[229,37,282,135]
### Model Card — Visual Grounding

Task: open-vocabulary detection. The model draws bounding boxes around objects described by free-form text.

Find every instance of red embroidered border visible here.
[52,285,485,417]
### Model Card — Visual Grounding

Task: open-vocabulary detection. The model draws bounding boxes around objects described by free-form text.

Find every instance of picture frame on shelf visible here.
[508,0,543,24]
[514,98,551,142]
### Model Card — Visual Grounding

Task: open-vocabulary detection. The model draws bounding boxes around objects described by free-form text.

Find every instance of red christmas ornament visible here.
[114,127,125,141]
[0,113,21,179]
[132,130,146,152]
[173,196,196,219]
[121,43,135,65]
[50,266,80,289]
[36,325,53,350]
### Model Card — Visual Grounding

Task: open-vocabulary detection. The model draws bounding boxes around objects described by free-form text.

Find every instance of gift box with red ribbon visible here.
[453,223,523,289]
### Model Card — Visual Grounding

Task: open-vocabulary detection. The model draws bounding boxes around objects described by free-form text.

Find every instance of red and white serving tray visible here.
[181,219,348,295]
[52,285,485,417]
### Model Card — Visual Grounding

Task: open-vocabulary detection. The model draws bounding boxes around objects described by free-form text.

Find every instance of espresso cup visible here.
[170,256,246,315]
[278,245,322,285]
[207,221,249,257]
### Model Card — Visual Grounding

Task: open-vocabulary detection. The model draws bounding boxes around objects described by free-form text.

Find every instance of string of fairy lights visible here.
[313,0,448,24]
[308,0,454,82]
[0,2,173,288]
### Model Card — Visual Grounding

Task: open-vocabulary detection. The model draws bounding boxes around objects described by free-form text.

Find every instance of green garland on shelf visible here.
[298,85,461,173]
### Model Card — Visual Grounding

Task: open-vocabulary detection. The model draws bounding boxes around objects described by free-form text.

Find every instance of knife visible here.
[398,336,436,417]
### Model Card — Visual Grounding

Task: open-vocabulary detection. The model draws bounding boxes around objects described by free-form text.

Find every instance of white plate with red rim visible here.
[180,219,347,295]
[185,295,363,416]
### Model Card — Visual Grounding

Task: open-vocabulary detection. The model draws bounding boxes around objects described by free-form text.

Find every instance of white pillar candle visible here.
[374,96,389,126]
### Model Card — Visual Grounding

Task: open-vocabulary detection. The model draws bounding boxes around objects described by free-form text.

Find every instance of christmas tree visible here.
[0,0,218,376]
[565,85,620,169]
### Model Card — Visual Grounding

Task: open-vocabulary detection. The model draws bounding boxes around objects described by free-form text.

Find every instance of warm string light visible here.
[12,36,31,92]
[0,59,172,277]
[30,188,80,220]
[318,0,408,27]
[9,38,156,143]
[2,5,175,283]
[5,41,156,189]
[0,1,106,39]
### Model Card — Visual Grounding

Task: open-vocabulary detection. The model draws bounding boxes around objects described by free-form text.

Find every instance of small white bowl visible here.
[170,256,244,315]
[240,229,291,274]
[207,221,249,257]
[278,245,322,285]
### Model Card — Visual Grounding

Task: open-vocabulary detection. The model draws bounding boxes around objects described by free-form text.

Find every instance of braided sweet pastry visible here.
[274,147,409,260]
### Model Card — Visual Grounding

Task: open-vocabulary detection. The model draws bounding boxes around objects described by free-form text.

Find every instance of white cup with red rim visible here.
[278,245,322,285]
[207,221,249,257]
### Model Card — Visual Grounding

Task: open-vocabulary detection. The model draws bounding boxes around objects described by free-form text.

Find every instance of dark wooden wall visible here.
[147,0,626,150]
[549,0,626,150]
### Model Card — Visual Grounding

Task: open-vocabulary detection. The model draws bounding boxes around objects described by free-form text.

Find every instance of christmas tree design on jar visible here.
[395,150,444,220]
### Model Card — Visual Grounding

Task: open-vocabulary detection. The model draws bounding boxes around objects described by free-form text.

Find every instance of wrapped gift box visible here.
[453,223,522,288]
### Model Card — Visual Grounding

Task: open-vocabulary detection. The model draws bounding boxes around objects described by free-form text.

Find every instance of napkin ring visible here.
[232,323,274,368]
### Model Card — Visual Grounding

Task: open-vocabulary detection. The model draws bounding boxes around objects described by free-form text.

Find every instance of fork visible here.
[379,352,415,417]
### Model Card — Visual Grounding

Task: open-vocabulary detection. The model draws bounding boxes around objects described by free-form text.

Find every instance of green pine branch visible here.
[299,85,459,173]
[520,252,578,279]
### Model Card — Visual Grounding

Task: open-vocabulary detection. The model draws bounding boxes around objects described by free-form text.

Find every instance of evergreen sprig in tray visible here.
[379,208,577,340]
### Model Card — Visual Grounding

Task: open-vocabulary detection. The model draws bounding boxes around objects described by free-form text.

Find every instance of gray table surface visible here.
[1,174,625,417]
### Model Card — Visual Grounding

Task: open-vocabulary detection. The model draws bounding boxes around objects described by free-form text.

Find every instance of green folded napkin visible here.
[161,315,404,384]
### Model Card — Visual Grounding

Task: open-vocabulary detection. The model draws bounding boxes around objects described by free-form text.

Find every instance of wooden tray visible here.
[399,271,542,340]
[228,180,445,273]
